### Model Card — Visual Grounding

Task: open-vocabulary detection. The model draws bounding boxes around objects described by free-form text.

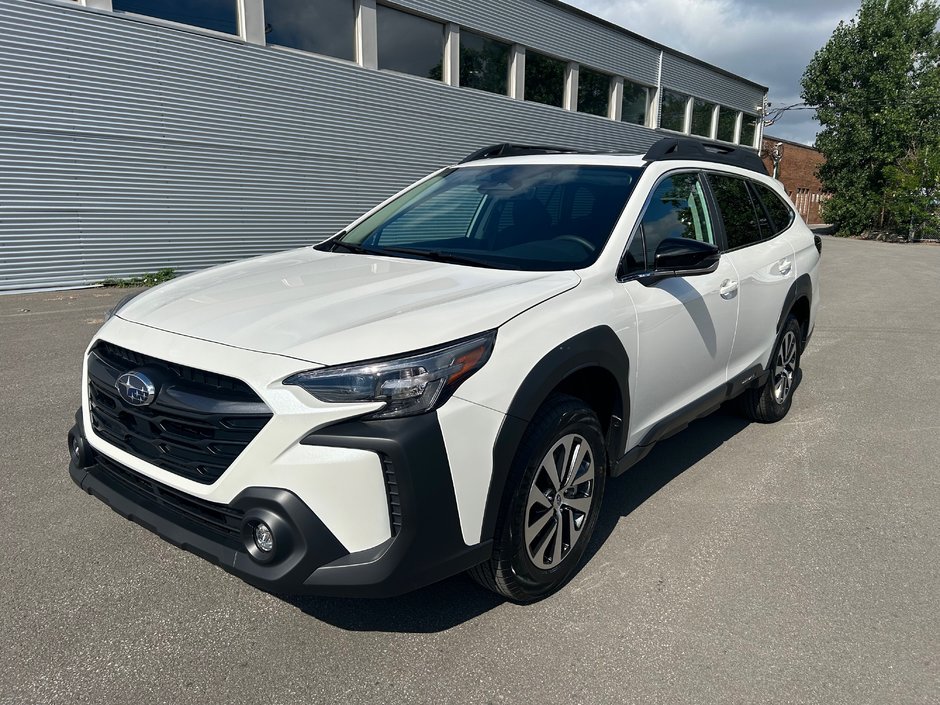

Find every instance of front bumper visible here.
[69,410,491,597]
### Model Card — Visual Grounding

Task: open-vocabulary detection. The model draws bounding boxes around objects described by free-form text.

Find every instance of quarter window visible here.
[112,0,238,34]
[660,90,689,132]
[376,5,444,80]
[577,67,610,117]
[525,51,566,107]
[460,31,511,95]
[707,173,762,249]
[263,0,355,61]
[751,182,795,235]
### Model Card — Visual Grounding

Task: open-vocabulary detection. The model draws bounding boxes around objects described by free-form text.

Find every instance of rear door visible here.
[706,172,796,379]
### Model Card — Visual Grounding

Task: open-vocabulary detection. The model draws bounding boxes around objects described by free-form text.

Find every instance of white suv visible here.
[68,138,820,602]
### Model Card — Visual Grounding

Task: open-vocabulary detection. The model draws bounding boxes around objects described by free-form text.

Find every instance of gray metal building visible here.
[0,0,767,292]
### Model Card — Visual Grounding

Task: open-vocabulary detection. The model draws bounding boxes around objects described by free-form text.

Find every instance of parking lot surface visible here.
[1,236,938,704]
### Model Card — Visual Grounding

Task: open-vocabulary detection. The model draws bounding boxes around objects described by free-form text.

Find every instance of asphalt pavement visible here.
[1,236,937,704]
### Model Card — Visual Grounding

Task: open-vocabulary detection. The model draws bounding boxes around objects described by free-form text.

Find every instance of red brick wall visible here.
[761,137,827,224]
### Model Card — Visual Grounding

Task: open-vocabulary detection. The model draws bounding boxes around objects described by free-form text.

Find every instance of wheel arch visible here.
[777,273,813,348]
[479,325,630,542]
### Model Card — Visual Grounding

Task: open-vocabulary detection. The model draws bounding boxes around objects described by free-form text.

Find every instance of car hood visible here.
[117,247,581,365]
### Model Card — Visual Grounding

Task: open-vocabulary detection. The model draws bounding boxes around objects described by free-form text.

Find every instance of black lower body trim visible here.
[69,409,489,597]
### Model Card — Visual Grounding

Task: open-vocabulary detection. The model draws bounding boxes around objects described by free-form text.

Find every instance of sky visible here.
[566,0,861,145]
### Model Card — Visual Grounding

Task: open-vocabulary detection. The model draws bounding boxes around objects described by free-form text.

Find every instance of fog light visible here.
[253,522,274,553]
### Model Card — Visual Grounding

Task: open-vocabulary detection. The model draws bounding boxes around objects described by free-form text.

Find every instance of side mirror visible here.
[642,238,720,285]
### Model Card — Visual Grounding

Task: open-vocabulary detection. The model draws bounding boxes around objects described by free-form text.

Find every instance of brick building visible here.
[761,136,827,225]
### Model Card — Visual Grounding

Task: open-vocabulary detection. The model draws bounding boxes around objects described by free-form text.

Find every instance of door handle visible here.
[778,259,792,276]
[719,279,738,299]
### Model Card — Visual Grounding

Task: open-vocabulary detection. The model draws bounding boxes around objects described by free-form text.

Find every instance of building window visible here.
[112,0,238,35]
[621,81,648,126]
[577,67,610,117]
[690,98,715,138]
[660,90,688,132]
[740,114,759,146]
[263,0,354,61]
[376,5,444,80]
[460,31,511,95]
[525,51,566,107]
[716,107,737,142]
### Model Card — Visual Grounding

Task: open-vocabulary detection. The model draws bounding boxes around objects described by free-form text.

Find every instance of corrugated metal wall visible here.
[0,0,764,292]
[661,52,764,113]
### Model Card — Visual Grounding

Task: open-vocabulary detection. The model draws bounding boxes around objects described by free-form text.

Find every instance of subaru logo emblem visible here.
[115,371,157,407]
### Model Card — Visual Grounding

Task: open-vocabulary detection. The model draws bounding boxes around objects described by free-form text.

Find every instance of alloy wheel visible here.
[773,330,798,404]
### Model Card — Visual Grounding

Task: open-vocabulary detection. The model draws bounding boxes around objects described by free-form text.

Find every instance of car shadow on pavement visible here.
[282,404,750,633]
[582,404,752,567]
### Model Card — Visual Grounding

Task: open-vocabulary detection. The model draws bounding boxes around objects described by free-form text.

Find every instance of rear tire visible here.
[469,394,607,603]
[740,315,802,423]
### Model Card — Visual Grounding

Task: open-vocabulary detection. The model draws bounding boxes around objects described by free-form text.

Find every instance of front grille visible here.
[88,342,272,484]
[96,454,244,549]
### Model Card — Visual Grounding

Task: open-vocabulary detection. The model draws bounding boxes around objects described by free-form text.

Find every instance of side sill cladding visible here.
[479,326,630,542]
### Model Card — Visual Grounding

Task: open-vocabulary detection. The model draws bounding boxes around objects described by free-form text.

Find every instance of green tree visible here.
[801,0,940,237]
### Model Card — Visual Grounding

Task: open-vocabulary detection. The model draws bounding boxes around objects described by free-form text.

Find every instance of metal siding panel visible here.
[0,0,760,292]
[661,52,765,113]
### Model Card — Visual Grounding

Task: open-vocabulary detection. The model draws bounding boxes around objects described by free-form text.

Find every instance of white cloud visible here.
[566,0,859,144]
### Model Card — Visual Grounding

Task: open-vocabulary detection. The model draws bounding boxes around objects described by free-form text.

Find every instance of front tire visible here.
[740,315,802,423]
[470,394,607,603]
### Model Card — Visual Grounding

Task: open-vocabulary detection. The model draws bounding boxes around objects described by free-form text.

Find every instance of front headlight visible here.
[284,331,496,419]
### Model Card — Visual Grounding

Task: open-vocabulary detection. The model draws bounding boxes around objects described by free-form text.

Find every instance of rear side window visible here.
[707,173,762,250]
[750,181,795,235]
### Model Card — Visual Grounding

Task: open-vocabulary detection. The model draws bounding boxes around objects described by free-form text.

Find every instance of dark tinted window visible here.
[751,181,795,234]
[525,51,566,107]
[660,90,688,132]
[708,174,762,249]
[690,98,715,137]
[460,31,510,95]
[331,165,641,271]
[377,5,444,80]
[577,67,610,117]
[621,82,648,125]
[113,0,237,34]
[264,0,355,61]
[716,107,737,142]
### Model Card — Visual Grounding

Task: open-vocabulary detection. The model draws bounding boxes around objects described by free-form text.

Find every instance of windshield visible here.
[318,164,642,271]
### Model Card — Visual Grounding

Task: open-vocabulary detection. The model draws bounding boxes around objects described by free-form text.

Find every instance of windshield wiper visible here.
[325,240,373,254]
[373,246,519,270]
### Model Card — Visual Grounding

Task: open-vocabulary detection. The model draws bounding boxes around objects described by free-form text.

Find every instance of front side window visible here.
[525,51,566,107]
[707,173,762,249]
[624,173,714,275]
[577,67,610,117]
[690,99,716,138]
[460,31,511,95]
[263,0,355,61]
[660,90,689,132]
[112,0,238,34]
[621,82,649,126]
[322,165,642,271]
[376,5,444,80]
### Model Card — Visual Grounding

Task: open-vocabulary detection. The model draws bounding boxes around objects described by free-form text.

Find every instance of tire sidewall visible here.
[503,402,607,599]
[763,316,802,417]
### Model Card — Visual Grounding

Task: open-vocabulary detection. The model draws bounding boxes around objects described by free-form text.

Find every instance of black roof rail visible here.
[459,143,585,163]
[643,137,768,175]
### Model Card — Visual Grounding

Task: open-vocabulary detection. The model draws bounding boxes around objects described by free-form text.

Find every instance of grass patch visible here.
[100,268,176,288]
